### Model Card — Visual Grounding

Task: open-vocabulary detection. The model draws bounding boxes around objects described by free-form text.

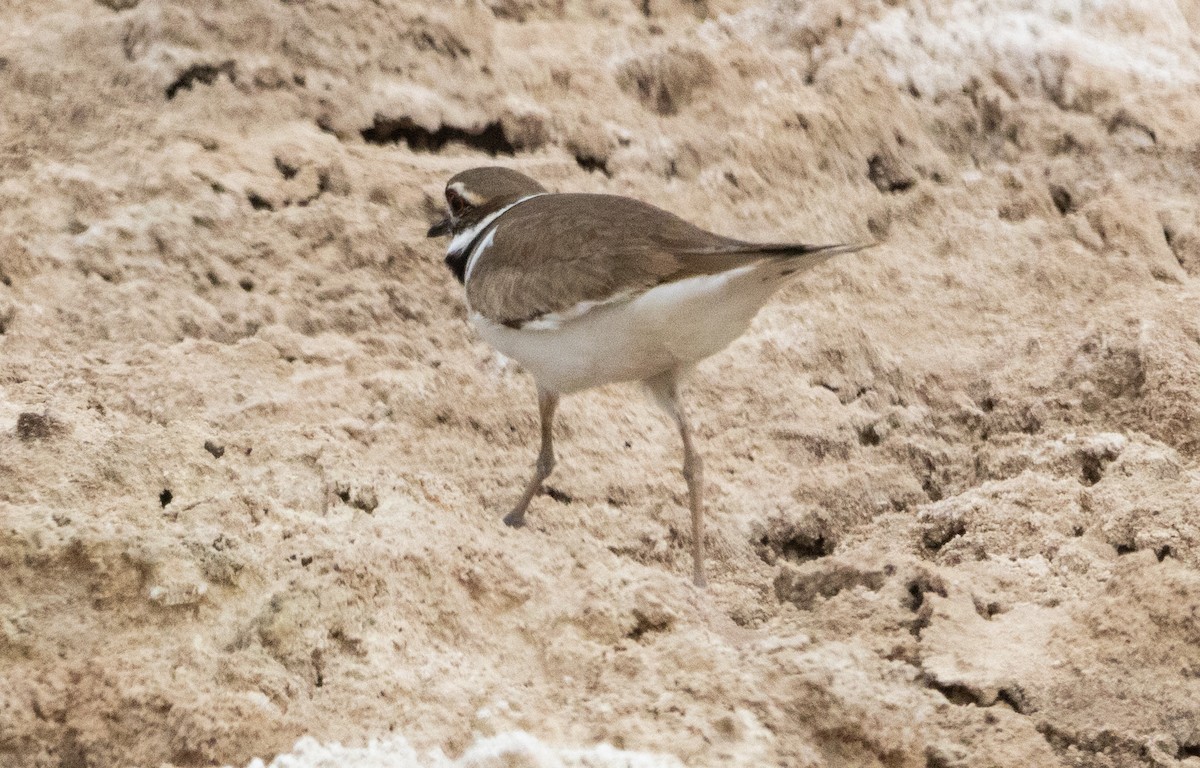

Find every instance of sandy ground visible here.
[2,1,1200,766]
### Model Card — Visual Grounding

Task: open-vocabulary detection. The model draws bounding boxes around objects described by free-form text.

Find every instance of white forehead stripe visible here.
[446,193,546,284]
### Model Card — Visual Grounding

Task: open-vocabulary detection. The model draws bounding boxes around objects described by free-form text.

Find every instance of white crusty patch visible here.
[241,731,684,768]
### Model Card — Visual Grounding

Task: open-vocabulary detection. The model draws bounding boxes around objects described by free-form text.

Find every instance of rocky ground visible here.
[2,1,1200,766]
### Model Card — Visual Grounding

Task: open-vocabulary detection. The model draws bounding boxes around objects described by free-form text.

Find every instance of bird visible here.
[427,166,871,587]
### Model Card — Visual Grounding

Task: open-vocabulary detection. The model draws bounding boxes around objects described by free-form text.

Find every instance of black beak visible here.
[427,217,452,238]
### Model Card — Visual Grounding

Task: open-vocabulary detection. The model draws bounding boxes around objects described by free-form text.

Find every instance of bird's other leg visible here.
[647,371,707,588]
[503,386,559,528]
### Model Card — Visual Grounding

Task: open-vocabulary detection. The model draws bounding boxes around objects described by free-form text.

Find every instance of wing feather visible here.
[465,194,868,327]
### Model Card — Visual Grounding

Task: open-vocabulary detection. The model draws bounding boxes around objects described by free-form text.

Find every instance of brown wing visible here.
[466,193,848,327]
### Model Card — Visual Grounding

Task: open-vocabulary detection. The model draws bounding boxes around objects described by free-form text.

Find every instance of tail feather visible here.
[673,240,877,282]
[732,241,877,259]
[682,241,877,259]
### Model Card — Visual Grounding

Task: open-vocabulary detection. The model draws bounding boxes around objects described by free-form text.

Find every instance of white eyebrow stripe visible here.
[462,193,546,284]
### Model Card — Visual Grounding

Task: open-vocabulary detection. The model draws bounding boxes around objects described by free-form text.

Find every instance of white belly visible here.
[471,263,786,394]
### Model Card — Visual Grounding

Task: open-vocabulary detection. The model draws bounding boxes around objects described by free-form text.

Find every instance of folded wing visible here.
[466,193,869,328]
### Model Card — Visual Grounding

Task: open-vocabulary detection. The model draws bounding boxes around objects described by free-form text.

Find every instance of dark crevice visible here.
[159,489,173,507]
[1115,543,1136,555]
[924,748,952,768]
[274,157,298,179]
[1107,112,1156,144]
[1080,462,1103,485]
[1181,744,1200,758]
[922,676,980,707]
[247,192,273,211]
[1163,226,1186,269]
[973,595,1004,620]
[757,529,834,566]
[996,686,1030,714]
[910,612,932,637]
[782,533,832,563]
[908,581,929,610]
[907,576,945,612]
[1079,453,1106,485]
[574,153,612,177]
[544,485,573,504]
[858,423,882,446]
[922,675,1029,713]
[165,61,236,100]
[1049,185,1073,215]
[903,573,946,636]
[921,476,944,502]
[360,116,515,155]
[626,615,657,641]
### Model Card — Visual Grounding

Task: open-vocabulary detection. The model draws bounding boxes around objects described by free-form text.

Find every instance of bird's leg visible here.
[647,372,707,588]
[503,387,559,528]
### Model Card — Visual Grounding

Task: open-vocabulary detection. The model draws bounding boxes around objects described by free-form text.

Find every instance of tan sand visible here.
[2,1,1199,766]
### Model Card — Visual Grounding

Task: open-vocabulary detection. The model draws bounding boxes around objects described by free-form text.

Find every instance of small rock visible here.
[868,151,917,194]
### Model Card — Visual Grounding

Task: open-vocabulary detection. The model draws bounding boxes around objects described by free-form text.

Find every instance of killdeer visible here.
[427,167,870,587]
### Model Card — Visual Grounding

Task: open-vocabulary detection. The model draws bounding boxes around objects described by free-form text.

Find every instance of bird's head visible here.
[426,166,547,239]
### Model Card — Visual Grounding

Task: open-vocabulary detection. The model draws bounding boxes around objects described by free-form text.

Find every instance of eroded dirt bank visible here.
[2,1,1200,766]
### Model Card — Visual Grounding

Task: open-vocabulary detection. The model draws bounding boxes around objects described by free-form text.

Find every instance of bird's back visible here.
[466,193,831,328]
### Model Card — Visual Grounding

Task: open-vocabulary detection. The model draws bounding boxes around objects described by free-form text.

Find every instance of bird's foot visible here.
[502,510,527,528]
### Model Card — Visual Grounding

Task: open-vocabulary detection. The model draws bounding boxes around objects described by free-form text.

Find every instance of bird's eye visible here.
[447,190,467,216]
